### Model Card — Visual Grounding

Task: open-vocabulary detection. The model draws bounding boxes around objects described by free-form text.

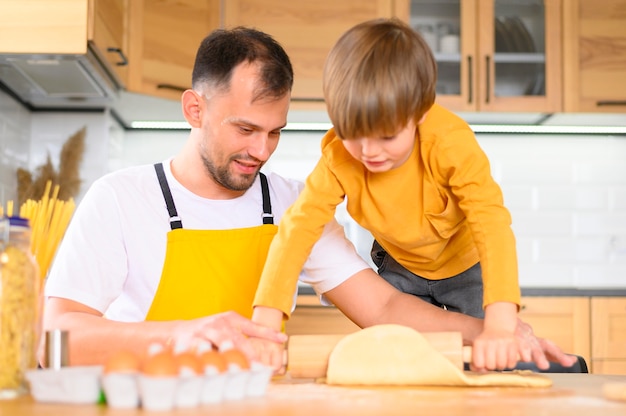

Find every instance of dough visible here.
[326,324,552,387]
[603,382,626,402]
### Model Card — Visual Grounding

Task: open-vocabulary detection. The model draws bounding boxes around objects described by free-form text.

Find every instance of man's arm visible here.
[43,297,287,367]
[324,269,577,370]
[324,268,483,344]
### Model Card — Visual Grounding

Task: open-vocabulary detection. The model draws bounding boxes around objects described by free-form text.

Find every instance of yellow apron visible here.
[145,163,277,321]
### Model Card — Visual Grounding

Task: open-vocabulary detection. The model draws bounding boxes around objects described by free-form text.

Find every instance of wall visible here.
[0,89,31,205]
[1,88,625,288]
[0,90,115,205]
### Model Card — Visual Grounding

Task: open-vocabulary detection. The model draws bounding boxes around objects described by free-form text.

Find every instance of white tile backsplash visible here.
[1,88,626,288]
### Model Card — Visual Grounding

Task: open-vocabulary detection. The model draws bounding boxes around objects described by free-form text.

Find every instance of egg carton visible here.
[25,362,273,410]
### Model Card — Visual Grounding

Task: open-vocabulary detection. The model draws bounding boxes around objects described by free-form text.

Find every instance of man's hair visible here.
[323,18,437,140]
[192,26,294,101]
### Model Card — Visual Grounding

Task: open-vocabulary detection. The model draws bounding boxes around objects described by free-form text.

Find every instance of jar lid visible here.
[7,216,30,228]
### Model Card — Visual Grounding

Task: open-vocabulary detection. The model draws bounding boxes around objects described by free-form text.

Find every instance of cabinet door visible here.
[90,0,129,87]
[397,0,478,112]
[223,0,395,108]
[476,0,562,112]
[126,0,220,101]
[399,0,562,112]
[591,297,626,360]
[286,295,360,336]
[517,297,591,365]
[563,0,626,112]
[0,0,88,54]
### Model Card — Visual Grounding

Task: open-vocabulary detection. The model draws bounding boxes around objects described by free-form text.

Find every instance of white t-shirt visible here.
[45,159,369,322]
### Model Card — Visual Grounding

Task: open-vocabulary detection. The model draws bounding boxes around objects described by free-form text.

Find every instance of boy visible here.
[254,18,533,370]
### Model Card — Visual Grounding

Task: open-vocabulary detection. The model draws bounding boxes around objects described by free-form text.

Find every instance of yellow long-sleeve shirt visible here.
[254,104,520,317]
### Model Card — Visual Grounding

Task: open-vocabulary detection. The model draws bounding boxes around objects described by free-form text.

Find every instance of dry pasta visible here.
[0,245,39,391]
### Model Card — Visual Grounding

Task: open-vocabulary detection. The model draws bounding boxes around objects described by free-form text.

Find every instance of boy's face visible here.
[341,117,421,173]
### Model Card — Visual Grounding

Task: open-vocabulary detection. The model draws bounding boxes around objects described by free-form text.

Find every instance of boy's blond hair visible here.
[323,18,437,140]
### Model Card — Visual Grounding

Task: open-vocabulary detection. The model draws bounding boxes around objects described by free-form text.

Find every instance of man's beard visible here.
[201,153,261,191]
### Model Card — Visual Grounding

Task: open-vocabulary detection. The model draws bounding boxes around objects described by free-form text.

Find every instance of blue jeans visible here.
[371,240,485,319]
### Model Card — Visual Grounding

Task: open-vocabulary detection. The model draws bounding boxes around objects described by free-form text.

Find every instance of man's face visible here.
[198,62,290,193]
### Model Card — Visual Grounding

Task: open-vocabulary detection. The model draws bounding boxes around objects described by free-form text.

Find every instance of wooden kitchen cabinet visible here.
[0,0,130,87]
[222,0,395,108]
[517,297,591,367]
[89,0,130,87]
[125,0,220,101]
[394,0,562,113]
[562,0,626,113]
[591,297,626,375]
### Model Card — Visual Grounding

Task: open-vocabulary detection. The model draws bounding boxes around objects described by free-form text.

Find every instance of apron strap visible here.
[154,163,274,228]
[154,163,183,230]
[259,172,274,225]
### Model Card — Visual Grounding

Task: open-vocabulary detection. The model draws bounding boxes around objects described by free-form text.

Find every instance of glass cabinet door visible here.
[410,0,461,96]
[406,0,562,112]
[409,0,476,111]
[492,0,546,99]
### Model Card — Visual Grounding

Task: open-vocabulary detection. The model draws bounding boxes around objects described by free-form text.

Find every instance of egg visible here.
[174,351,203,375]
[141,350,179,377]
[198,349,227,374]
[104,350,141,374]
[221,348,250,371]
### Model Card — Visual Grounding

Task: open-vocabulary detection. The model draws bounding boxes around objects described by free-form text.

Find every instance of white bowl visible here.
[25,366,103,404]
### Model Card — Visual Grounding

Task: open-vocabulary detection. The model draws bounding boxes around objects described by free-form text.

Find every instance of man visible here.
[44,26,574,372]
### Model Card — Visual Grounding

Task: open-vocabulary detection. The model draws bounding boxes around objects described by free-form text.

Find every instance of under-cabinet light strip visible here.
[129,120,626,135]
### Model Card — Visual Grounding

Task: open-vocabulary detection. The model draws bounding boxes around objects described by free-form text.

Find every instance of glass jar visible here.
[0,217,41,399]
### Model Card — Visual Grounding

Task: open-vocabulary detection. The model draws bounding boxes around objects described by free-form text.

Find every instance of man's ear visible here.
[182,90,203,128]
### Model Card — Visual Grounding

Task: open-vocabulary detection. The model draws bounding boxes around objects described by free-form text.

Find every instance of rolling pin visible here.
[287,332,472,378]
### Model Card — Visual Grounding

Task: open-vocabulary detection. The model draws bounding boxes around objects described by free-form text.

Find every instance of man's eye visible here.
[270,130,282,138]
[239,127,253,134]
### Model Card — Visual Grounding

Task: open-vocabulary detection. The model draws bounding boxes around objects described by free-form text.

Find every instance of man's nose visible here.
[248,134,272,161]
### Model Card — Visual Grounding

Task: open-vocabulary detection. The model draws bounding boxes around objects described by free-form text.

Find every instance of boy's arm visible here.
[251,305,284,332]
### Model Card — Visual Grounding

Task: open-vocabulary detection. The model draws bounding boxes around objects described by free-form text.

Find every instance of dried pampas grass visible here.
[16,127,86,205]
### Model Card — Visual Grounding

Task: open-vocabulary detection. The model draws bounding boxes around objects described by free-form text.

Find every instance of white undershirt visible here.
[45,159,369,321]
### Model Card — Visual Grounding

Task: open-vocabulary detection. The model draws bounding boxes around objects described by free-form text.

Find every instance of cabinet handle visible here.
[467,55,473,104]
[485,55,491,104]
[106,47,128,67]
[156,84,188,92]
[597,101,626,106]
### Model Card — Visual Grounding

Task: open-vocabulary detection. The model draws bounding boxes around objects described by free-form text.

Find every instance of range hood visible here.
[0,42,122,110]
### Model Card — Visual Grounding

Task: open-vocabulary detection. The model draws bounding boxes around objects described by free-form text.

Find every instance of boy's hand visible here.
[470,302,520,371]
[470,303,579,372]
[248,337,287,374]
[250,305,288,374]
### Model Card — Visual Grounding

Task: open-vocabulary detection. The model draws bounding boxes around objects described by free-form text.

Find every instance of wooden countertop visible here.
[1,374,625,415]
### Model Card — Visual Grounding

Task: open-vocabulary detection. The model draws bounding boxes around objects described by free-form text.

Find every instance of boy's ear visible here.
[181,90,203,128]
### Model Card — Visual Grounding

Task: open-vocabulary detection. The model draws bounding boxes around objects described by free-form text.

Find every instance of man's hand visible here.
[174,311,287,362]
[513,318,578,370]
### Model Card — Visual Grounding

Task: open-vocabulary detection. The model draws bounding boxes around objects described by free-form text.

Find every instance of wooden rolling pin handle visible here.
[287,332,469,379]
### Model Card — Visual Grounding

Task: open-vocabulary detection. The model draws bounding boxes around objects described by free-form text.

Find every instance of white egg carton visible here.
[104,361,273,411]
[25,362,273,409]
[25,366,103,404]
